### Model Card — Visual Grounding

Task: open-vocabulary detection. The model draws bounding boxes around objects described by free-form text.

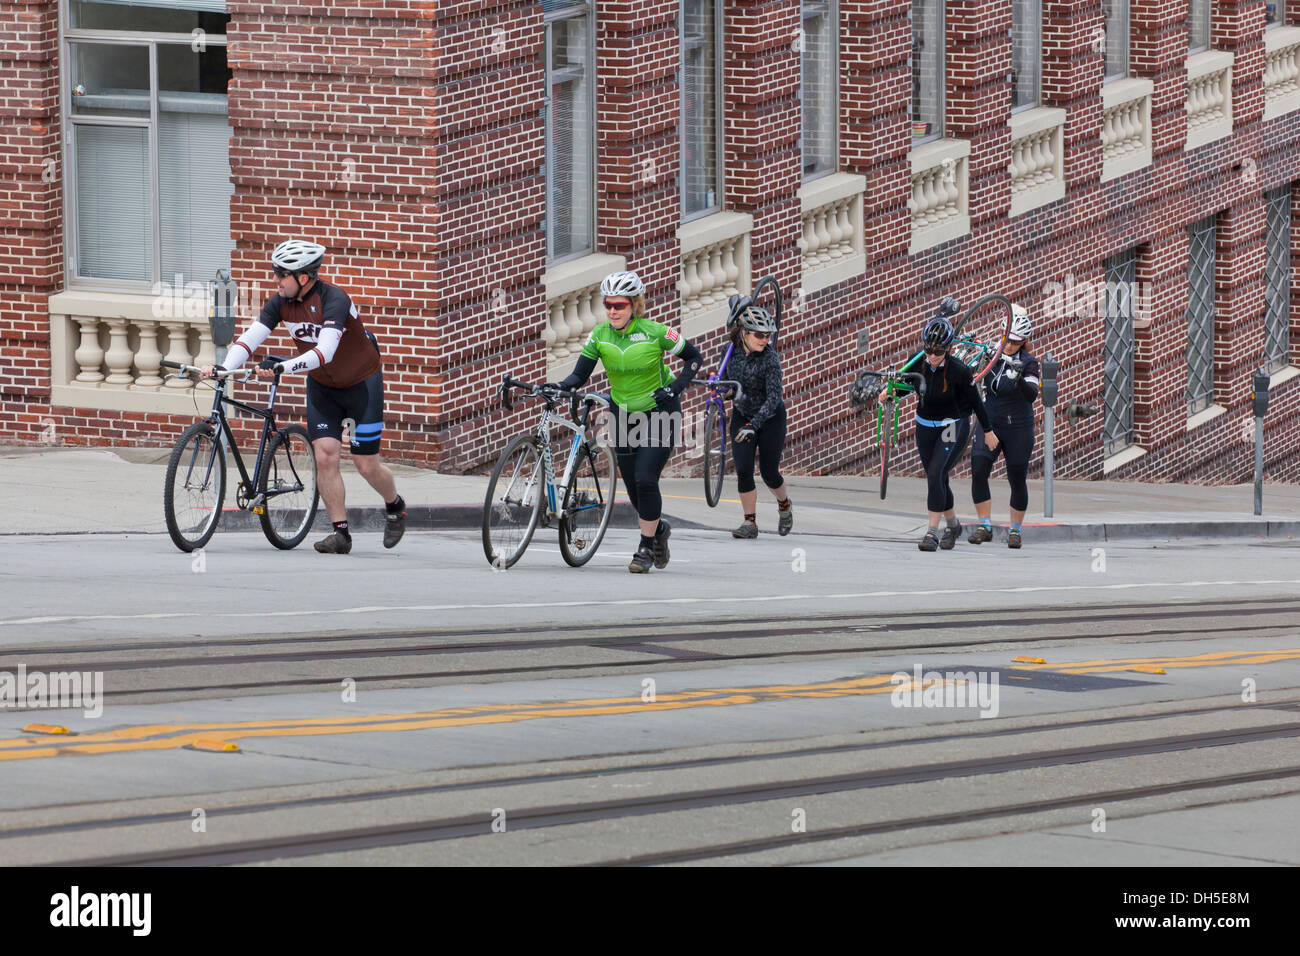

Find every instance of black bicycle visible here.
[160,359,319,552]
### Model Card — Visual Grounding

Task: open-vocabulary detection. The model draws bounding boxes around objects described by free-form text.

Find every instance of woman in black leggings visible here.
[969,304,1040,549]
[723,306,792,538]
[909,315,997,551]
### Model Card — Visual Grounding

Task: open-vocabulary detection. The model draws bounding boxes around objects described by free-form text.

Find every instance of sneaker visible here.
[628,544,655,573]
[653,520,671,569]
[314,531,352,554]
[383,509,406,549]
[968,524,992,545]
[940,519,962,550]
[918,530,939,552]
[778,502,793,536]
[1008,528,1022,549]
[732,519,758,539]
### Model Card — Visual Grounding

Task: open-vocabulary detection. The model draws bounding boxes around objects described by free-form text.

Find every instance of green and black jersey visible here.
[577,318,689,413]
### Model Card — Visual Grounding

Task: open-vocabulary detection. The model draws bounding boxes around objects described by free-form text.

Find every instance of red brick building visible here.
[3,0,1300,483]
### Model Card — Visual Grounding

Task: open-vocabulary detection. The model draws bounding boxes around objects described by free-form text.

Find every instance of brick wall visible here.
[3,0,1300,489]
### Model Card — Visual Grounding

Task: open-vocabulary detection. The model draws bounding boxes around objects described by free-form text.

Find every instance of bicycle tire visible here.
[558,441,616,567]
[879,400,894,500]
[164,421,226,552]
[953,294,1014,382]
[482,434,544,569]
[703,400,727,508]
[257,424,320,550]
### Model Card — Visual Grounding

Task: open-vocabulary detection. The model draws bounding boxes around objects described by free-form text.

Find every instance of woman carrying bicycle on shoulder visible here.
[899,315,998,551]
[555,271,704,573]
[724,305,793,538]
[968,304,1040,549]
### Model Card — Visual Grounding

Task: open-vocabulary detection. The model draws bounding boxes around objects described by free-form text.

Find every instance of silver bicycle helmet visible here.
[599,271,645,299]
[738,305,776,334]
[1009,303,1033,341]
[272,239,326,276]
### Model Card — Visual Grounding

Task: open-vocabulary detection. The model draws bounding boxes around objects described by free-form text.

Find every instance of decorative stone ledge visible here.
[908,138,971,255]
[798,172,866,295]
[1185,50,1234,150]
[1263,26,1300,120]
[49,290,224,415]
[677,211,752,340]
[1101,78,1154,183]
[1102,443,1148,475]
[1185,403,1227,432]
[1008,107,1066,217]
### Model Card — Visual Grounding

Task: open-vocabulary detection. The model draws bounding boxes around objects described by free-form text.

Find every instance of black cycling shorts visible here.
[306,369,385,455]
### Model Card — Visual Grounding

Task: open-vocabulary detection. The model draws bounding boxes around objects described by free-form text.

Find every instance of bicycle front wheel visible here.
[703,400,727,508]
[482,435,544,569]
[164,421,226,552]
[258,424,320,549]
[559,441,616,567]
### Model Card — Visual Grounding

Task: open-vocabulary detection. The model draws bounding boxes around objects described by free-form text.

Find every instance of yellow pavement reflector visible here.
[1128,666,1166,675]
[1013,656,1045,664]
[191,739,240,753]
[23,724,71,735]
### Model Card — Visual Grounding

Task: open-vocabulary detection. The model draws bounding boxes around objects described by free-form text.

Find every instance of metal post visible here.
[1044,407,1055,518]
[1254,418,1264,516]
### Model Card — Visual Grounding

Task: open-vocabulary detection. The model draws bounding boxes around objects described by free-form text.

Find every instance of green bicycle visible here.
[849,295,1014,499]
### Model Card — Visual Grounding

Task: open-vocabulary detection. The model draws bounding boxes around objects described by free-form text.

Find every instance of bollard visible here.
[1040,356,1059,518]
[1251,370,1270,516]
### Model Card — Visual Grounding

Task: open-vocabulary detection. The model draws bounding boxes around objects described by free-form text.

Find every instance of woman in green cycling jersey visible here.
[556,271,704,573]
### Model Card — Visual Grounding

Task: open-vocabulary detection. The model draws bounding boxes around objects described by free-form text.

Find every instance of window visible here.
[1103,249,1137,455]
[1264,186,1293,373]
[911,0,943,142]
[1185,216,1216,414]
[1188,0,1210,51]
[681,0,722,219]
[544,1,594,263]
[1266,0,1285,27]
[64,0,232,288]
[1012,0,1041,111]
[801,0,838,180]
[1104,0,1128,81]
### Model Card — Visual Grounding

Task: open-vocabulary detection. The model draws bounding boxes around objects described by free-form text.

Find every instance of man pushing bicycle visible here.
[201,239,406,555]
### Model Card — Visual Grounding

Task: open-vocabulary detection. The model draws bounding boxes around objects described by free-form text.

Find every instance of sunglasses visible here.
[748,331,772,340]
[924,347,948,356]
[603,300,632,311]
[272,266,293,278]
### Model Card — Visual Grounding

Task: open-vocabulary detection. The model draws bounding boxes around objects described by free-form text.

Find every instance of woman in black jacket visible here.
[723,306,792,538]
[907,316,998,551]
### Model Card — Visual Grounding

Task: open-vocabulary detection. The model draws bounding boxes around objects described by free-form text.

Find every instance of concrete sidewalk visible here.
[2,443,1299,542]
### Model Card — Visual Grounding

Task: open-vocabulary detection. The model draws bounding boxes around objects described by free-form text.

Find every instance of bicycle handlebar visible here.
[694,378,745,405]
[160,359,259,385]
[499,375,611,414]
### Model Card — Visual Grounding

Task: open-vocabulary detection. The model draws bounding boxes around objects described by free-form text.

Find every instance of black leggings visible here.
[971,423,1034,511]
[731,404,786,494]
[915,418,970,514]
[611,400,678,523]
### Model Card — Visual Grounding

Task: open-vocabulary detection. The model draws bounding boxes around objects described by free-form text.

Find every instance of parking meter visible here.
[1252,370,1270,418]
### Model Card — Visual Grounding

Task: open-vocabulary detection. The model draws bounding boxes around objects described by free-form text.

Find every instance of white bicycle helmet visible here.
[272,239,326,276]
[1009,303,1033,341]
[599,271,645,299]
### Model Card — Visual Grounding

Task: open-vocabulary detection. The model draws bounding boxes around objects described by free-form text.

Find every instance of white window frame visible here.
[544,1,597,265]
[910,0,944,144]
[800,0,839,182]
[1189,0,1211,52]
[1105,0,1129,82]
[1011,0,1042,112]
[60,0,230,292]
[1266,0,1287,29]
[680,0,724,222]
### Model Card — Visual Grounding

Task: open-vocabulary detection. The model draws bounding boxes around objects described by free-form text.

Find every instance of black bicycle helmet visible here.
[922,316,954,350]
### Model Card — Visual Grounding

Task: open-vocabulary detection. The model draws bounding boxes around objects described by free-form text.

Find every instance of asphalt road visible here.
[1,530,1298,866]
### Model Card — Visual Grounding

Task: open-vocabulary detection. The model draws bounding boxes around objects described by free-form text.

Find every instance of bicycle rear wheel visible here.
[482,434,544,569]
[164,421,226,552]
[952,294,1013,381]
[703,400,727,508]
[559,440,616,567]
[258,424,320,549]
